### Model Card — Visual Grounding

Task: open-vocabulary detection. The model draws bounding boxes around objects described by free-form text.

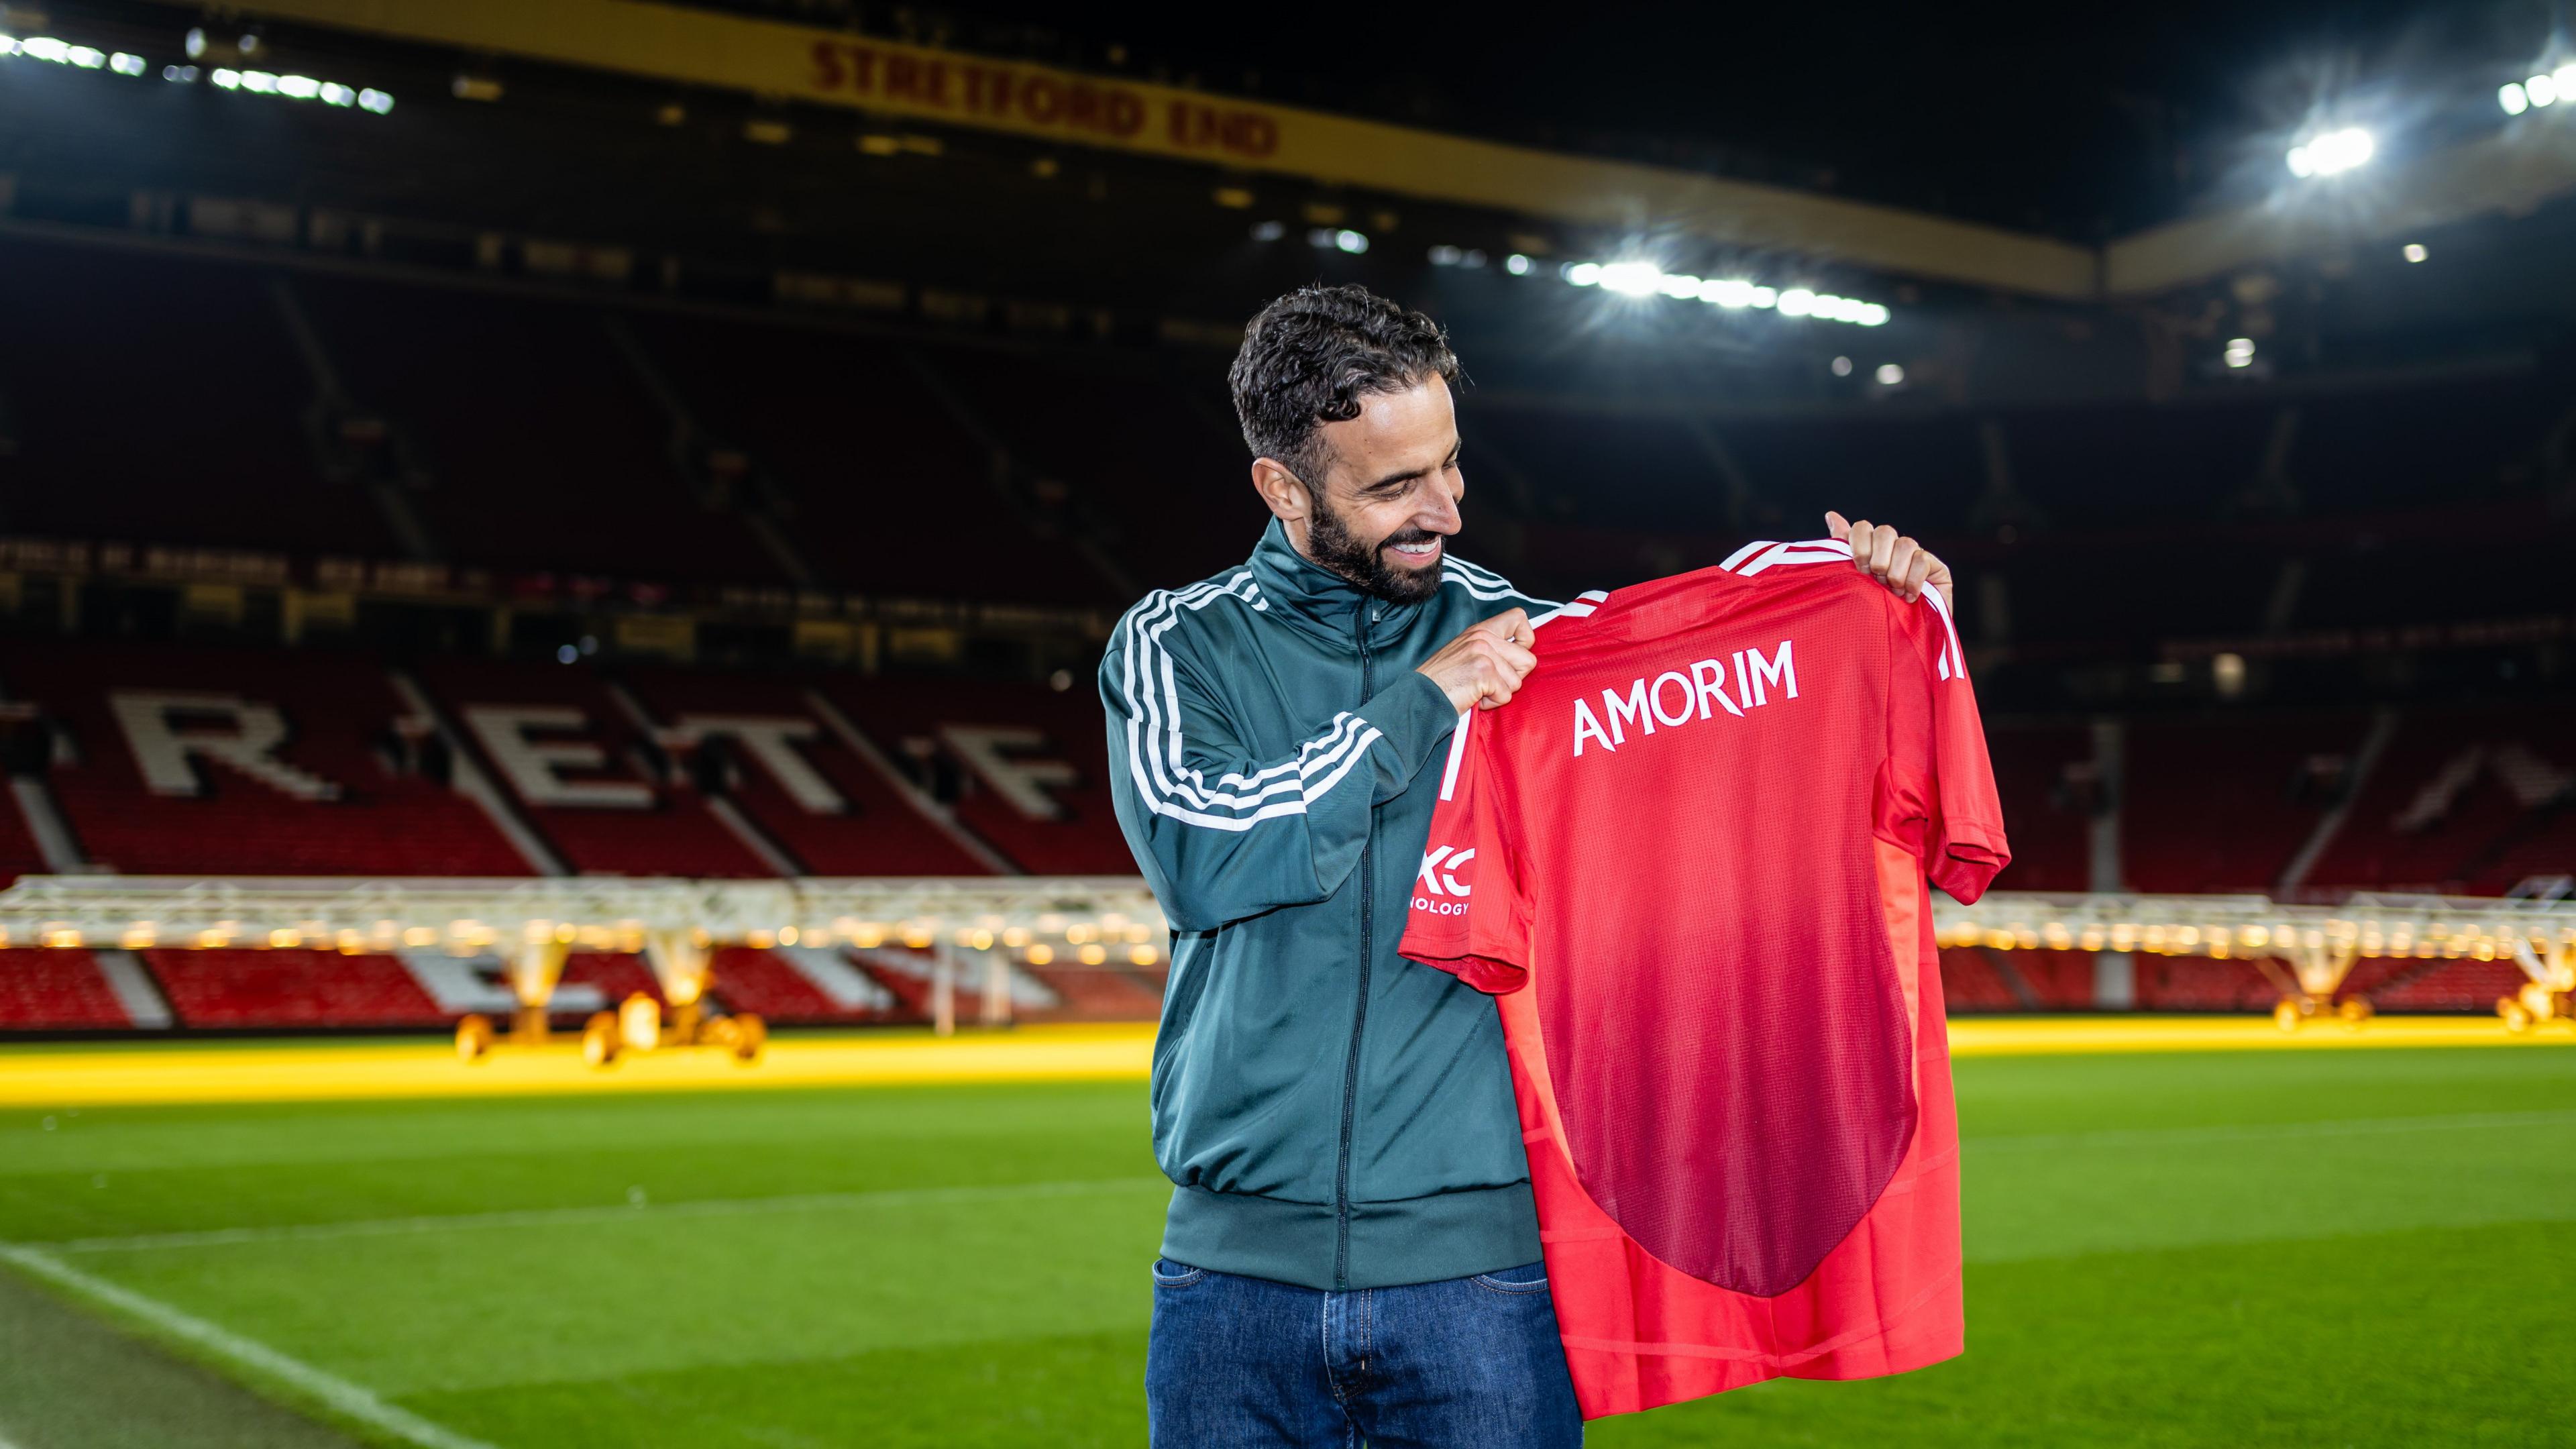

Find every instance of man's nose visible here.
[1417,476,1464,534]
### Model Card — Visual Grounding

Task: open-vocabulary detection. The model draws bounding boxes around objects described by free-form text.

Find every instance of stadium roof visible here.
[154,0,2576,302]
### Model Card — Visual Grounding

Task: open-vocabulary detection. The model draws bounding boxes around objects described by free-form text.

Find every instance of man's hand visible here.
[1418,608,1538,712]
[1826,511,1953,611]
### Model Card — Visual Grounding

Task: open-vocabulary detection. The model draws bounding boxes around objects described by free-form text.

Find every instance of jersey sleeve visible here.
[1397,705,1535,994]
[1880,590,2011,903]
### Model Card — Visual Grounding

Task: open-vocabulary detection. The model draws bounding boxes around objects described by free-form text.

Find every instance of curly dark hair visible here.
[1228,284,1460,488]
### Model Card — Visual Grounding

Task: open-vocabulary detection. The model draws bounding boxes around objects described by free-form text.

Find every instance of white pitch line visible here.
[1968,1107,2576,1157]
[52,1175,1171,1255]
[0,1242,494,1449]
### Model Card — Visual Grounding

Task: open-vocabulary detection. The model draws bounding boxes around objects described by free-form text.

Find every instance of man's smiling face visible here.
[1268,375,1465,605]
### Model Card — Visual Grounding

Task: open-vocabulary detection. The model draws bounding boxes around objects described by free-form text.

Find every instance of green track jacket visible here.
[1101,520,1560,1290]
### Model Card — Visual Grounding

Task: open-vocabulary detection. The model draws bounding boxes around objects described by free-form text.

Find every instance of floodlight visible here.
[2500,82,2529,115]
[320,82,355,106]
[2223,337,2255,369]
[240,70,276,92]
[1875,364,1904,385]
[209,67,240,89]
[184,26,205,58]
[1776,288,1817,317]
[1748,286,1777,309]
[358,89,392,115]
[1597,261,1662,296]
[2529,73,2560,107]
[2401,242,2427,263]
[278,74,319,99]
[67,45,105,68]
[109,52,145,76]
[2286,127,2373,178]
[1856,303,1890,326]
[1428,244,1462,266]
[0,36,15,56]
[1504,253,1532,275]
[1250,219,1285,241]
[1657,273,1702,299]
[1829,356,1853,376]
[163,65,197,81]
[1333,229,1368,254]
[1563,261,1603,286]
[19,36,66,61]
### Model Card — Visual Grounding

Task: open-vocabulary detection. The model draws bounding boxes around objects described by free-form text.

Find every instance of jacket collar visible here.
[1246,518,1429,643]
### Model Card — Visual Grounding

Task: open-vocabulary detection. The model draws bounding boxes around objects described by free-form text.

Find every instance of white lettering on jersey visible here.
[1415,844,1475,898]
[1574,639,1799,757]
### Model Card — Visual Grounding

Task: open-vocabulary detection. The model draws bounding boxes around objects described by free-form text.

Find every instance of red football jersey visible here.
[1399,539,2008,1420]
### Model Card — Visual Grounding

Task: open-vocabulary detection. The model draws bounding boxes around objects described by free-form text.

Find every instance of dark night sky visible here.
[936,0,2565,237]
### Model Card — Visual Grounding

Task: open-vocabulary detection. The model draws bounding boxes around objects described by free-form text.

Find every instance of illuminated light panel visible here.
[2286,126,2374,178]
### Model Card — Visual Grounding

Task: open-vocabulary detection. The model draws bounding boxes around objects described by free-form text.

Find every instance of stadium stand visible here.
[2122,713,2369,894]
[143,948,447,1028]
[290,274,786,586]
[812,674,1130,875]
[614,665,998,876]
[0,239,396,559]
[2300,703,2576,894]
[1984,724,2096,894]
[623,313,1122,605]
[409,655,773,877]
[0,949,133,1029]
[1,639,529,877]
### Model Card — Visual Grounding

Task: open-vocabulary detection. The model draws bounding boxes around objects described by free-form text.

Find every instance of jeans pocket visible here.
[1470,1262,1549,1294]
[1151,1256,1208,1289]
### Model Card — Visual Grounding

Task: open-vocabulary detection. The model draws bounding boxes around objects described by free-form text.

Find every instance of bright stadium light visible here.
[184,25,206,58]
[1699,278,1754,307]
[2500,82,2530,115]
[1563,261,1603,286]
[1776,287,1817,317]
[1875,363,1905,385]
[1504,253,1532,276]
[358,89,393,114]
[1656,272,1702,299]
[2286,127,2373,178]
[1333,228,1368,254]
[2402,242,2428,263]
[2223,337,2255,369]
[1596,261,1663,296]
[2526,70,2566,107]
[109,52,146,76]
[1829,355,1853,376]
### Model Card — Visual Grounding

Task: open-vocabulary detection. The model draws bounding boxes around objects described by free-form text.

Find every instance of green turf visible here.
[3,1044,2572,1446]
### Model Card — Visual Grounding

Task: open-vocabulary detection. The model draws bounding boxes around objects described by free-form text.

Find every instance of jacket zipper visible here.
[1334,600,1375,1290]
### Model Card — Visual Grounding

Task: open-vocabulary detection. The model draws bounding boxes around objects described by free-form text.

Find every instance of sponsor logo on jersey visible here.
[1573,639,1799,757]
[1413,844,1474,913]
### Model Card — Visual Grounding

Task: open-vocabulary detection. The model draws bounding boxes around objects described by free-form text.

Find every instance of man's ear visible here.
[1251,458,1313,523]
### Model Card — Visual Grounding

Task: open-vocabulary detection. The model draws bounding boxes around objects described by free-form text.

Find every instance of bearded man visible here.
[1101,283,1949,1446]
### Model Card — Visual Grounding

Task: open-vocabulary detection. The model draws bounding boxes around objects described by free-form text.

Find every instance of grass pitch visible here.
[1,1033,2571,1447]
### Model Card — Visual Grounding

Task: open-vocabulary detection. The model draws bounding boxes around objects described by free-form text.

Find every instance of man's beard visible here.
[1307,494,1445,605]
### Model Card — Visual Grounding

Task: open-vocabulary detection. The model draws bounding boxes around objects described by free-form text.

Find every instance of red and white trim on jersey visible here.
[1720,538,1965,679]
[1437,589,1609,802]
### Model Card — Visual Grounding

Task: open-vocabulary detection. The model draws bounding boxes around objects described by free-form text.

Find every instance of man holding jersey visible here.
[1101,283,1951,1446]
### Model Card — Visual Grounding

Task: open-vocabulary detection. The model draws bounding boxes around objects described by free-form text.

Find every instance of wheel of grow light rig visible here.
[454,1014,494,1063]
[582,1011,623,1067]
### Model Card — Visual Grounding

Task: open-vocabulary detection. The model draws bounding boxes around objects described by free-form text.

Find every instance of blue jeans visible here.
[1144,1258,1583,1448]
